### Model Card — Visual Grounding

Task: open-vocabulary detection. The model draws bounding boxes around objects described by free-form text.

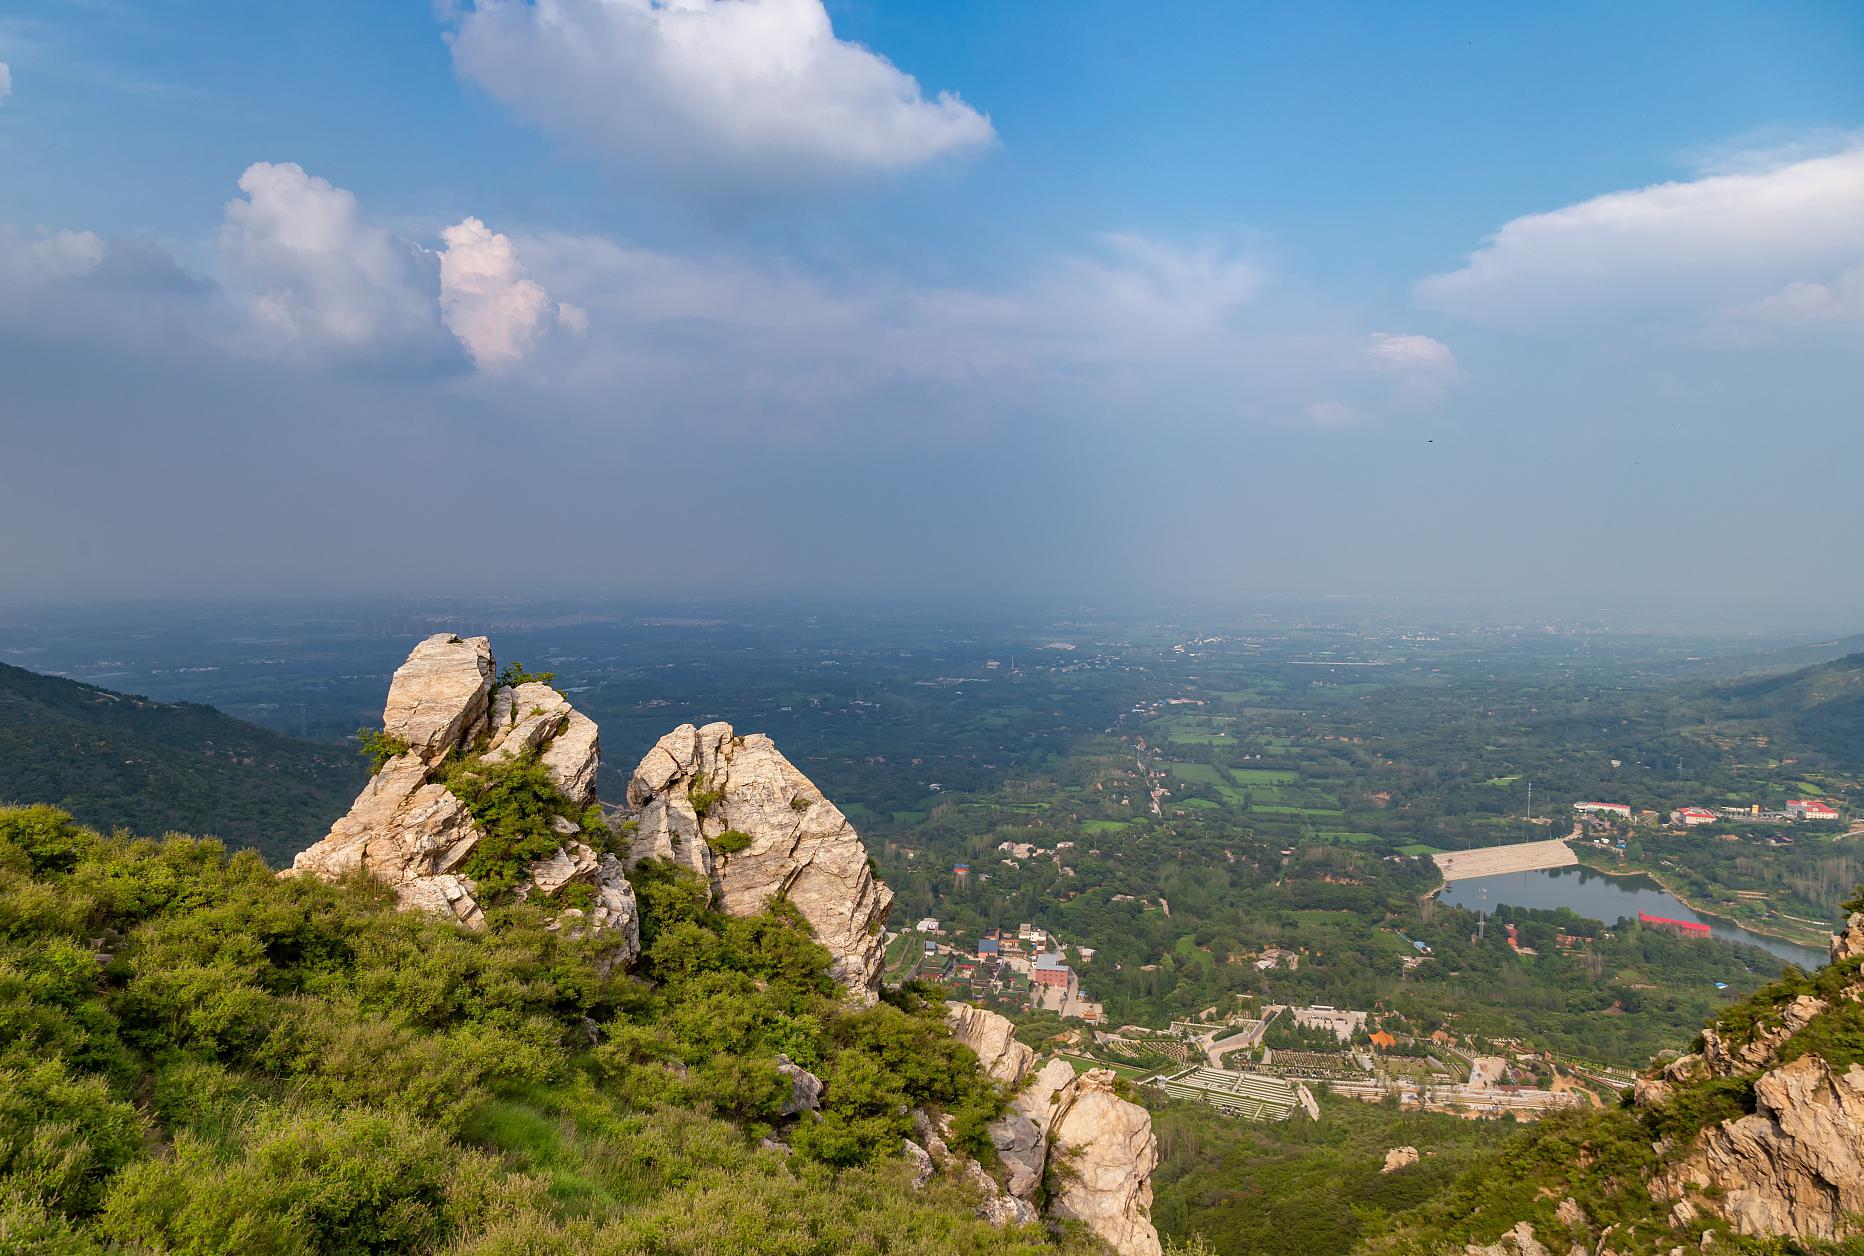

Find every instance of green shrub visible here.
[498,663,557,688]
[356,727,411,775]
[0,808,1090,1254]
[687,773,725,819]
[709,829,754,856]
[439,754,577,899]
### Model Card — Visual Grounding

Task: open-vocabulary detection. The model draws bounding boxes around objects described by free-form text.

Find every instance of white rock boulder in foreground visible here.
[944,1003,1163,1256]
[623,721,893,1001]
[284,633,637,967]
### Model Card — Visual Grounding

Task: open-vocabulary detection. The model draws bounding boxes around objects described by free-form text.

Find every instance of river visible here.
[1438,864,1827,971]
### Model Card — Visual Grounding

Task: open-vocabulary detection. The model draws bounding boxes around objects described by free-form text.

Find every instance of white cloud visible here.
[1417,144,1864,334]
[1365,332,1455,375]
[0,227,101,320]
[1307,401,1357,428]
[1362,331,1457,405]
[219,162,440,358]
[1732,265,1864,327]
[447,0,994,194]
[0,61,12,105]
[438,216,561,366]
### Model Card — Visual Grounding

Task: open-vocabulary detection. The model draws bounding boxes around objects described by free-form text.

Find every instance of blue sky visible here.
[2,1,1861,625]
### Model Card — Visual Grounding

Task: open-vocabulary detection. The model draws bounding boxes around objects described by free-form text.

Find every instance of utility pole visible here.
[1478,887,1487,943]
[1525,779,1532,840]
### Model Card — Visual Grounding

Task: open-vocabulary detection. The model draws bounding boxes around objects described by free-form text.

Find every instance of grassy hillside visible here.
[1362,908,1864,1256]
[0,661,363,864]
[1152,1094,1515,1256]
[1713,652,1864,771]
[0,805,1111,1255]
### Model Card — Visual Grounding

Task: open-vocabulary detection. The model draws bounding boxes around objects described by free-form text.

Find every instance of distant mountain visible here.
[1715,652,1864,770]
[0,661,363,865]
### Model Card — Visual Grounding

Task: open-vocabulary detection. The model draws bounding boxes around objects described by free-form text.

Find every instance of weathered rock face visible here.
[623,722,892,1001]
[286,634,637,967]
[947,1000,1036,1085]
[1833,911,1864,964]
[942,1003,1162,1256]
[1659,1055,1864,1241]
[1693,994,1830,1079]
[383,633,495,762]
[1046,1069,1163,1256]
[1382,1145,1420,1173]
[1462,1221,1551,1256]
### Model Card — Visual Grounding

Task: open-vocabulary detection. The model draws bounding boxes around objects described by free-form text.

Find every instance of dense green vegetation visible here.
[0,804,1102,1255]
[1151,1094,1516,1256]
[0,661,363,864]
[1365,948,1864,1256]
[438,752,611,898]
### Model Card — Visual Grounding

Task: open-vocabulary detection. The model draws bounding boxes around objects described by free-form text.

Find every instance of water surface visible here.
[1439,864,1826,971]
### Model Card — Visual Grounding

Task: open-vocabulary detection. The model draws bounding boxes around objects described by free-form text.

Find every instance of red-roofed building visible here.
[1671,807,1717,827]
[1788,800,1840,822]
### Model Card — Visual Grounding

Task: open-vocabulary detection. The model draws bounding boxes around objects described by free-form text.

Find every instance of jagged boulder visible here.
[1832,912,1864,964]
[947,1000,1036,1085]
[383,633,495,762]
[286,634,638,968]
[623,722,892,1001]
[1382,1146,1420,1173]
[942,1003,1162,1256]
[1659,1055,1864,1241]
[1464,1222,1551,1256]
[776,1055,824,1117]
[1046,1068,1163,1256]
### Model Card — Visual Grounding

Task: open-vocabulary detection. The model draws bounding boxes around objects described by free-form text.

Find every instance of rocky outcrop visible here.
[1832,911,1864,964]
[382,633,495,762]
[947,1000,1036,1085]
[286,634,637,967]
[1659,1055,1864,1241]
[775,1055,824,1117]
[1463,1221,1551,1256]
[623,722,892,1001]
[1382,1145,1420,1173]
[942,1003,1162,1256]
[1693,994,1830,1079]
[1046,1068,1162,1256]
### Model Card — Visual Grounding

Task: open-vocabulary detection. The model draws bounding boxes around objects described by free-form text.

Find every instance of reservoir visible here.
[1438,864,1827,971]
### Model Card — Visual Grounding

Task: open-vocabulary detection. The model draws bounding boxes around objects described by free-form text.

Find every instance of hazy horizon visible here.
[3,3,1860,622]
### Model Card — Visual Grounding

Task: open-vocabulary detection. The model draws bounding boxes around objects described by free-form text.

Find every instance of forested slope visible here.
[0,661,361,862]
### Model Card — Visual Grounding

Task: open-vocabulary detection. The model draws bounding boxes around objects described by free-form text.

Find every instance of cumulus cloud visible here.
[437,217,563,366]
[0,61,12,105]
[1732,265,1864,328]
[219,162,443,359]
[447,0,994,194]
[1362,331,1458,405]
[1417,143,1864,334]
[1366,332,1455,375]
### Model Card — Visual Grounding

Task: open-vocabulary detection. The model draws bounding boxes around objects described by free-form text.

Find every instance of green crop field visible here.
[1082,819,1131,834]
[1397,843,1444,856]
[1231,769,1298,784]
[1171,763,1225,784]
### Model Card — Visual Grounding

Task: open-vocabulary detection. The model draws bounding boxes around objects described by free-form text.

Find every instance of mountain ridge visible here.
[0,659,363,860]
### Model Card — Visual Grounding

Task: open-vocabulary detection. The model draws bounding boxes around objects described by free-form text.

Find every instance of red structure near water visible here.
[1639,911,1711,937]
